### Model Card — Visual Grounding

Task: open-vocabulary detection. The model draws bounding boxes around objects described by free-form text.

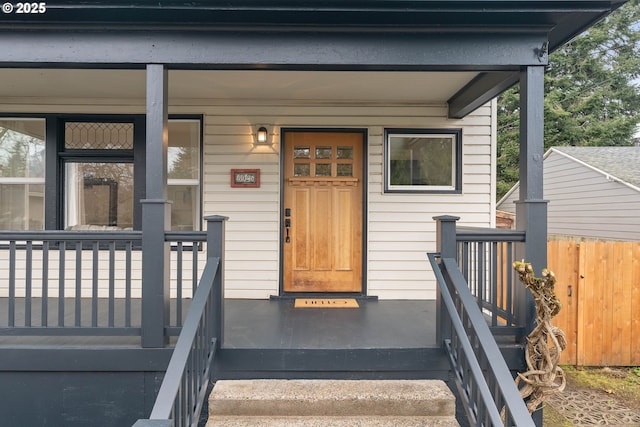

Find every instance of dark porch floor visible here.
[0,298,438,349]
[224,299,437,349]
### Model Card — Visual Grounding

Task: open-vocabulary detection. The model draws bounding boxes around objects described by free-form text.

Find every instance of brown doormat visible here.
[294,298,359,308]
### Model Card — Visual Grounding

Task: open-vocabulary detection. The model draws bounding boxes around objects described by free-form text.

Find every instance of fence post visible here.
[433,215,460,347]
[205,215,228,349]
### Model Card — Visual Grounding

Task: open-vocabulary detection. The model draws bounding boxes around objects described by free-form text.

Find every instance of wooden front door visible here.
[283,131,364,293]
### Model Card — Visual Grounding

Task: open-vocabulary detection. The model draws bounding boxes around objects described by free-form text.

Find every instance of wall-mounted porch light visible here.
[254,126,269,145]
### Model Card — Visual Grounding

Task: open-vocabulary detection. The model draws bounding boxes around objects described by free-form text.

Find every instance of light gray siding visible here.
[544,151,640,240]
[0,97,496,300]
[203,101,495,300]
[498,149,640,241]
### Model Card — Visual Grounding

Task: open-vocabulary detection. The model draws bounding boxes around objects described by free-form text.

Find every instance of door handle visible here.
[284,217,291,243]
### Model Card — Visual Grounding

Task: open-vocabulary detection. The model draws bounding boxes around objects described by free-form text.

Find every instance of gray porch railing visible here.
[133,216,226,427]
[0,230,206,337]
[429,253,534,426]
[456,226,526,338]
[165,231,207,335]
[431,215,534,426]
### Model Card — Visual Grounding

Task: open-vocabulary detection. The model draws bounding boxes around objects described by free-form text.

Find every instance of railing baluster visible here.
[472,242,478,294]
[92,241,99,327]
[192,243,198,295]
[58,241,66,327]
[498,241,504,322]
[75,241,82,327]
[175,385,182,427]
[176,242,183,327]
[9,240,16,327]
[477,241,484,310]
[42,241,49,327]
[506,241,514,326]
[125,241,132,328]
[491,241,498,327]
[25,241,33,327]
[181,373,187,427]
[187,352,194,424]
[463,243,470,286]
[109,241,115,328]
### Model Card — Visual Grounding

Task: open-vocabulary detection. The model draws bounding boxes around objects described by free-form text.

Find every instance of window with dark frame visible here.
[384,128,462,193]
[0,115,202,231]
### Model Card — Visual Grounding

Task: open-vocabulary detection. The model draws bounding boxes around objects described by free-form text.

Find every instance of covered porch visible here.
[0,1,627,426]
[0,217,530,425]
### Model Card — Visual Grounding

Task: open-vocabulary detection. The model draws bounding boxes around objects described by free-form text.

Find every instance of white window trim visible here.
[0,177,45,184]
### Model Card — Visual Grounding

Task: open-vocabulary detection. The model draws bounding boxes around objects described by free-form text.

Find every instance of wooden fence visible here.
[548,238,640,367]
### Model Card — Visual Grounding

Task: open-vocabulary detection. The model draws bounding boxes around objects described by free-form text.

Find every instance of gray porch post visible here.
[515,66,547,427]
[433,215,460,347]
[205,215,228,349]
[515,65,548,332]
[141,64,171,348]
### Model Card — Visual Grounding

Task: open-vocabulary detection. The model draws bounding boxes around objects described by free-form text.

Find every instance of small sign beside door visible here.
[231,169,260,188]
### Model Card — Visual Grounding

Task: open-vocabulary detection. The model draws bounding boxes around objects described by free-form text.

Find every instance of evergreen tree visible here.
[496,0,640,200]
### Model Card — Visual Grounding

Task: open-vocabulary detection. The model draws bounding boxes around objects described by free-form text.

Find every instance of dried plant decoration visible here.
[513,261,567,414]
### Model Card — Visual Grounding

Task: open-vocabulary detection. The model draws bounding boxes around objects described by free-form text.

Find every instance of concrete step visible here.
[207,415,460,426]
[207,379,459,426]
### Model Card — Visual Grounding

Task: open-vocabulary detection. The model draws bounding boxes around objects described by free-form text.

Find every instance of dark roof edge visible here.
[0,0,623,28]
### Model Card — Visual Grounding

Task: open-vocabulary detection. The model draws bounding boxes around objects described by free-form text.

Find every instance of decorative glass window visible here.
[63,122,136,230]
[0,118,46,230]
[65,122,134,150]
[384,129,461,193]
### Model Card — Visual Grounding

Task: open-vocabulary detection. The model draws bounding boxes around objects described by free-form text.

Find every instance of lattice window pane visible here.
[294,163,310,176]
[337,146,353,159]
[315,164,331,176]
[65,122,134,150]
[293,146,311,159]
[315,147,332,159]
[337,164,353,177]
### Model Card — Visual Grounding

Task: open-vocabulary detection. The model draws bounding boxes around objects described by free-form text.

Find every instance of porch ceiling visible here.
[0,69,479,104]
[0,0,625,118]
